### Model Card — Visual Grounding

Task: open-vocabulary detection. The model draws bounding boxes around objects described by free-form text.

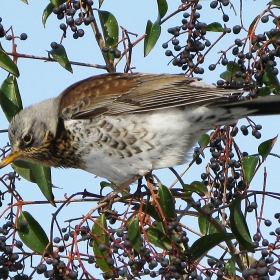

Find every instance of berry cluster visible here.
[163,1,232,75]
[0,17,27,42]
[52,0,94,40]
[165,1,280,92]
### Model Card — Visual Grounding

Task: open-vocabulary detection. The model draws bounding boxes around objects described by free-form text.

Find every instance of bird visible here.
[1,72,280,184]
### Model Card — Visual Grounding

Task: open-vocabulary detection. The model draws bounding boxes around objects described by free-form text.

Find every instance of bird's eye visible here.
[23,134,32,144]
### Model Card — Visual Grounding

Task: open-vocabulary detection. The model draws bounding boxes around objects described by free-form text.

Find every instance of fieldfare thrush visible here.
[1,73,280,184]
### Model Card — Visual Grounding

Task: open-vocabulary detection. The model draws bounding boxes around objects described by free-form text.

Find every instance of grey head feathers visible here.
[8,98,59,151]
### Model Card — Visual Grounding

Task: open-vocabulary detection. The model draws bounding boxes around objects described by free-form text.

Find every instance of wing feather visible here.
[58,73,233,119]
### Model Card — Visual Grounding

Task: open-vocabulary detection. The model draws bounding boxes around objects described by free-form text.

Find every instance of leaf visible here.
[183,181,209,197]
[157,0,168,20]
[225,257,236,276]
[270,0,280,6]
[99,0,104,8]
[230,196,254,252]
[92,214,117,278]
[0,44,19,77]
[10,160,55,205]
[189,233,233,261]
[146,228,172,250]
[158,184,176,219]
[0,76,22,122]
[29,164,55,206]
[263,65,280,94]
[50,0,66,7]
[42,3,55,27]
[98,10,118,47]
[100,181,130,197]
[198,205,212,235]
[132,202,161,222]
[220,61,241,82]
[209,218,222,234]
[258,136,278,161]
[12,161,36,182]
[17,211,52,254]
[144,20,161,57]
[259,86,272,96]
[198,134,210,148]
[127,215,142,253]
[98,10,119,63]
[202,22,224,32]
[48,45,73,73]
[242,155,258,184]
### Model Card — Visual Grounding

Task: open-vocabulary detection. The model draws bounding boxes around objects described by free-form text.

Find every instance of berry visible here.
[210,1,218,8]
[261,15,269,23]
[20,33,27,40]
[208,64,216,71]
[53,237,61,243]
[233,25,241,34]
[50,42,59,49]
[165,50,173,56]
[59,23,67,30]
[77,29,84,37]
[223,14,229,22]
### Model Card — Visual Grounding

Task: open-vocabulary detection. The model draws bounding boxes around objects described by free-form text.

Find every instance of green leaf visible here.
[230,196,254,252]
[209,218,222,234]
[259,86,271,96]
[198,134,210,148]
[157,0,168,20]
[100,181,130,197]
[189,233,233,261]
[92,214,117,278]
[270,0,280,6]
[12,161,36,182]
[0,76,22,122]
[17,211,52,254]
[263,65,280,94]
[10,160,55,205]
[50,0,66,7]
[132,202,161,222]
[48,45,73,73]
[30,164,55,206]
[158,184,176,219]
[144,20,161,57]
[225,257,236,276]
[202,22,224,32]
[98,10,118,47]
[99,0,104,8]
[0,44,19,77]
[42,3,55,27]
[198,205,210,235]
[220,61,241,82]
[242,155,258,184]
[146,228,172,250]
[98,10,119,62]
[258,136,278,161]
[183,181,209,197]
[128,215,142,253]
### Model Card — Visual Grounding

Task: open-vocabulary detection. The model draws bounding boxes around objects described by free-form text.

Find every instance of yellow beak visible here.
[0,151,22,168]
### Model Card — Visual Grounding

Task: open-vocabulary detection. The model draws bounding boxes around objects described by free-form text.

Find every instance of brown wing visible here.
[58,73,232,119]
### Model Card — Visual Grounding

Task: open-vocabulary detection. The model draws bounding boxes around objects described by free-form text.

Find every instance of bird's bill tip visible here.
[0,152,21,168]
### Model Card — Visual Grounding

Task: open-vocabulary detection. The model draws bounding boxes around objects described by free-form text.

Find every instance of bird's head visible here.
[0,98,59,167]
